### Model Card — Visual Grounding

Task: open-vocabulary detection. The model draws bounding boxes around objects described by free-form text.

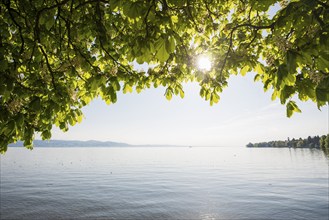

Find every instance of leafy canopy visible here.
[1,0,329,153]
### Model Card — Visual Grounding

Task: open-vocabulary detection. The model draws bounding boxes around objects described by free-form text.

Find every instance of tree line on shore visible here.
[246,134,329,152]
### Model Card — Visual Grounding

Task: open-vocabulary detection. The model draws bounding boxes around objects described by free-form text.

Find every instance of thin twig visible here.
[38,45,58,91]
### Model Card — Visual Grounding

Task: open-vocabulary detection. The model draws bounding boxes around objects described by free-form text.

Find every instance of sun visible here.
[197,56,212,71]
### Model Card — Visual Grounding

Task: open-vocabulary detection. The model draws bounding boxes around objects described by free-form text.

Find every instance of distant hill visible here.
[9,140,132,147]
[9,140,185,148]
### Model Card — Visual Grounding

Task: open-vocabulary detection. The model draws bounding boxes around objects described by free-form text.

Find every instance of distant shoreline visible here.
[8,140,186,148]
[246,135,329,152]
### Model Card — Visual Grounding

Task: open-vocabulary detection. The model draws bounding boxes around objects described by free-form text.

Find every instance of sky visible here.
[41,2,329,147]
[48,72,328,147]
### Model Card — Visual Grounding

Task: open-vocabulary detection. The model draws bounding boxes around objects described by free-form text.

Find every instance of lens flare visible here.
[197,56,212,71]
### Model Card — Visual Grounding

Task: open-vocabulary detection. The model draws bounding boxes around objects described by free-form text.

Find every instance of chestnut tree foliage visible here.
[1,0,329,152]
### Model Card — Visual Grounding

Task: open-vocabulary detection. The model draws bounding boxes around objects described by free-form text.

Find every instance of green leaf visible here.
[171,15,179,23]
[77,114,84,123]
[212,92,220,104]
[205,90,211,101]
[271,90,278,101]
[0,145,8,154]
[286,101,301,118]
[165,88,173,100]
[23,140,33,149]
[82,96,92,105]
[276,64,288,89]
[30,98,41,111]
[254,74,261,82]
[166,36,176,54]
[123,83,133,94]
[41,130,52,140]
[111,79,121,91]
[255,63,264,75]
[123,2,143,19]
[315,88,328,102]
[240,65,249,76]
[252,0,276,11]
[299,83,315,101]
[45,18,55,31]
[59,122,68,132]
[200,87,206,98]
[280,86,295,104]
[283,73,296,86]
[4,120,16,136]
[286,50,297,74]
[179,90,184,98]
[317,56,329,72]
[315,77,329,103]
[155,37,170,62]
[154,79,160,88]
[136,85,143,93]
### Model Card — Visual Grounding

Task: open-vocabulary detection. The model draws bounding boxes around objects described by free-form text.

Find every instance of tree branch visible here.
[219,22,275,76]
[34,0,70,42]
[38,45,58,91]
[203,0,220,18]
[74,0,109,10]
[5,5,25,53]
[144,0,155,37]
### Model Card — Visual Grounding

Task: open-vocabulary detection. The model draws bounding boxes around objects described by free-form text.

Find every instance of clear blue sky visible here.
[48,72,328,147]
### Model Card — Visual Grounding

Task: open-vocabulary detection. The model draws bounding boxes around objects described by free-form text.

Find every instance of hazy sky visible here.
[49,72,328,147]
[43,3,329,147]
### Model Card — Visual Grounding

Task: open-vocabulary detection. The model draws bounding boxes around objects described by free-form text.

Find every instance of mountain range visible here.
[9,140,131,147]
[9,140,183,147]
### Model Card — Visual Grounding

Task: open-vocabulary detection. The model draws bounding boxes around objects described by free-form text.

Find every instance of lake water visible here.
[1,147,328,219]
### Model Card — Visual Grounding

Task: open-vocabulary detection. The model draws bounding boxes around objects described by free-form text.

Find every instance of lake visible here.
[1,147,328,219]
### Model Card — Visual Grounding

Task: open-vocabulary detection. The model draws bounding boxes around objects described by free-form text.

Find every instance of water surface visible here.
[1,147,328,219]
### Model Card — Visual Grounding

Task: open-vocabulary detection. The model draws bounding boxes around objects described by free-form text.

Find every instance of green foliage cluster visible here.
[1,0,329,152]
[319,134,329,152]
[247,134,329,152]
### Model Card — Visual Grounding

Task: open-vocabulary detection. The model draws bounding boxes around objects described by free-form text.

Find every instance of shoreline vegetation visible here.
[246,134,329,154]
